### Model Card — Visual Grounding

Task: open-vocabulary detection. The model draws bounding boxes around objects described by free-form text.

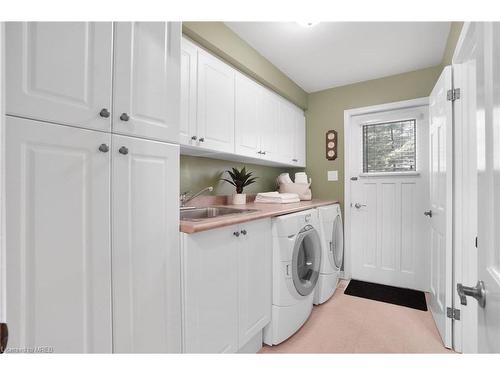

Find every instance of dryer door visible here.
[292,225,321,296]
[330,215,344,269]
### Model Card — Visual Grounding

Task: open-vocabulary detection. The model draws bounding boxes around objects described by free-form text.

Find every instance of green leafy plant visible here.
[221,167,258,194]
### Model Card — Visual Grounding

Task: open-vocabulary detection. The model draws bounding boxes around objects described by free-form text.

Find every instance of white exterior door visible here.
[235,72,261,158]
[111,135,181,353]
[182,226,239,353]
[348,105,430,292]
[428,66,453,348]
[5,116,112,353]
[5,22,113,132]
[180,37,198,146]
[113,22,180,143]
[238,219,272,347]
[197,49,235,153]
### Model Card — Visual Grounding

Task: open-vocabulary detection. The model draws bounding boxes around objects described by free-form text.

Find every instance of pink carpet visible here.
[260,280,453,353]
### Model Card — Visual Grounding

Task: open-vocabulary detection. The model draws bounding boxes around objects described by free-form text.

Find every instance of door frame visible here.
[450,21,478,353]
[343,97,429,281]
[1,22,6,328]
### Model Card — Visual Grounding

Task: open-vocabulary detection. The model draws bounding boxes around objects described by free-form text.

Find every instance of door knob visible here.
[98,144,109,153]
[354,203,366,209]
[457,281,486,307]
[99,108,110,118]
[424,210,433,217]
[120,113,130,121]
[118,146,129,155]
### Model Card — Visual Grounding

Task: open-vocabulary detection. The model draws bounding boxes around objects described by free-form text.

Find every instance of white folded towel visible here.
[255,192,300,204]
[277,173,293,185]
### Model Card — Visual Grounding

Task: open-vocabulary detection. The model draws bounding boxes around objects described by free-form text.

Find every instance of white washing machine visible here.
[313,204,344,305]
[263,209,322,345]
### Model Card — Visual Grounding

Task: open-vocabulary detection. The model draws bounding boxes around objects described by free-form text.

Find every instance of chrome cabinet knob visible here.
[292,158,298,162]
[120,113,130,121]
[354,203,367,209]
[98,144,109,153]
[424,210,433,217]
[233,231,240,237]
[99,108,110,118]
[191,135,197,141]
[240,229,247,235]
[199,137,205,143]
[118,146,129,155]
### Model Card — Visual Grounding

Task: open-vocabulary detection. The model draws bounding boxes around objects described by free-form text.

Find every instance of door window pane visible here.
[363,119,416,173]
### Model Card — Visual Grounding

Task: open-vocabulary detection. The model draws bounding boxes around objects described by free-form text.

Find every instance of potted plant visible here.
[221,167,258,205]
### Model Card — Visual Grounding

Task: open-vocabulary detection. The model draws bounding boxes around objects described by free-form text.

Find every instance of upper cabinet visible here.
[179,36,305,167]
[6,22,113,132]
[113,22,181,143]
[196,48,235,153]
[6,22,181,143]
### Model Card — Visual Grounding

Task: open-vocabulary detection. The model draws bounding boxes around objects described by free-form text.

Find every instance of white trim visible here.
[343,97,429,280]
[0,22,5,325]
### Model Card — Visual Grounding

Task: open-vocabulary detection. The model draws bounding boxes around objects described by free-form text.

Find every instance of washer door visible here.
[330,215,344,269]
[292,225,321,296]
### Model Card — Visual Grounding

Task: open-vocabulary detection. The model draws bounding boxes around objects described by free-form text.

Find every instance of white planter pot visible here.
[231,193,246,205]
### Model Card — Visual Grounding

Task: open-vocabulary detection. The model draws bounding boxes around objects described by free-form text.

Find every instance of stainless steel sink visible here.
[180,206,258,221]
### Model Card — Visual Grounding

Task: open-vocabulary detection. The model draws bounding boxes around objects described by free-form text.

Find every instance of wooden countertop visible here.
[180,199,338,234]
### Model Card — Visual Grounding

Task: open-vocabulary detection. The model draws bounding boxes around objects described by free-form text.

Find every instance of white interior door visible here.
[112,135,181,353]
[5,22,113,132]
[349,105,430,292]
[428,66,453,348]
[113,22,180,143]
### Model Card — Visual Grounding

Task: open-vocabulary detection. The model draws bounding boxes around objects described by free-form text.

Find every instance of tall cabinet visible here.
[4,22,181,353]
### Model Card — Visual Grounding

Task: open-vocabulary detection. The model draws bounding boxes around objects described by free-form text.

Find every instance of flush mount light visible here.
[296,22,319,28]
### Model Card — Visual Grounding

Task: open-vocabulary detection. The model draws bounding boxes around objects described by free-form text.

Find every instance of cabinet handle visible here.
[191,135,197,141]
[199,137,205,142]
[262,151,267,155]
[292,158,298,162]
[120,113,130,121]
[233,231,240,237]
[118,146,129,155]
[240,229,247,235]
[257,151,262,154]
[99,108,110,118]
[98,144,109,153]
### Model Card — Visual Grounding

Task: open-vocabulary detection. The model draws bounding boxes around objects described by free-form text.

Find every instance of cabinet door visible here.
[235,73,261,157]
[294,109,306,167]
[197,49,235,153]
[112,135,181,353]
[180,38,198,146]
[259,89,280,162]
[6,22,113,132]
[238,219,272,347]
[182,227,239,353]
[5,117,112,353]
[277,99,296,164]
[113,22,180,143]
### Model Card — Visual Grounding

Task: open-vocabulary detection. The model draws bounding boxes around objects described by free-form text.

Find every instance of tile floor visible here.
[260,280,453,353]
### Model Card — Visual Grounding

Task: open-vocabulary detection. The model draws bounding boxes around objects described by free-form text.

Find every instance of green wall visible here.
[441,22,464,66]
[182,22,308,109]
[180,155,298,196]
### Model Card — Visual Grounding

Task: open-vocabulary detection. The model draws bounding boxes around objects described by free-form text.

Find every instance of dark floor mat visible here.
[344,279,428,311]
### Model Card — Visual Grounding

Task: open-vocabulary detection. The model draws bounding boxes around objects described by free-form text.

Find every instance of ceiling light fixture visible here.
[296,22,319,28]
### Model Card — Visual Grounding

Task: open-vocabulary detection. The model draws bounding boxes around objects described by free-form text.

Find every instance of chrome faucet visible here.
[180,186,213,208]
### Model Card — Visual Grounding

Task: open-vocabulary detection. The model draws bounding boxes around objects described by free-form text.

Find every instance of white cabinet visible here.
[113,22,180,143]
[196,48,235,153]
[238,220,272,348]
[258,89,281,162]
[293,109,306,167]
[112,135,181,353]
[6,22,180,143]
[6,22,113,132]
[182,225,239,353]
[180,37,198,146]
[5,116,181,353]
[235,72,261,157]
[277,99,297,164]
[5,117,113,353]
[181,219,272,353]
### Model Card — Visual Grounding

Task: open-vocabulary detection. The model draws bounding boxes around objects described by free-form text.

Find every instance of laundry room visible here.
[1,1,499,374]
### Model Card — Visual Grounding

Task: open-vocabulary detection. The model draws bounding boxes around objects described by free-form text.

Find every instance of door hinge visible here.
[447,88,461,101]
[447,307,461,321]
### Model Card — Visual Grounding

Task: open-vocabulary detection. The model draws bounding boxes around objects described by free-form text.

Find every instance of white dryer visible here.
[313,203,344,305]
[263,209,322,345]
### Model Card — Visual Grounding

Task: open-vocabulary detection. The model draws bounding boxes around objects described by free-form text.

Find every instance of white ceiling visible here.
[225,22,451,93]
